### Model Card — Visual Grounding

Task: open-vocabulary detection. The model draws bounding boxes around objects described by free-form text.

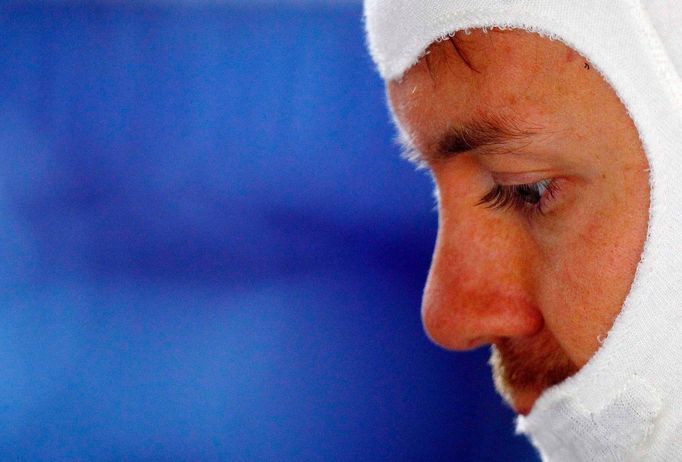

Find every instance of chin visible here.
[506,389,542,416]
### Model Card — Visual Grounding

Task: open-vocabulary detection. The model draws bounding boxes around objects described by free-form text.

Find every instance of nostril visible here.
[463,336,495,350]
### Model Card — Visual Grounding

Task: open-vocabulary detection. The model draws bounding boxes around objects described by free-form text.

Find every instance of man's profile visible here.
[365,1,682,460]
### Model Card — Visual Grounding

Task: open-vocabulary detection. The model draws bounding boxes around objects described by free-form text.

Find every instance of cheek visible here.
[532,181,648,367]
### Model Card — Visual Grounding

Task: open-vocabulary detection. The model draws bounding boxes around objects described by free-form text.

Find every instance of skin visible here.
[388,30,650,415]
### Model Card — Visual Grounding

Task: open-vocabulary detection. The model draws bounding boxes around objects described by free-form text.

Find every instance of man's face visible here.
[388,30,649,414]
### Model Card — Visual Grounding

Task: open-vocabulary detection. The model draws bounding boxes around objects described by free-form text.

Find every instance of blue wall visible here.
[0,3,538,461]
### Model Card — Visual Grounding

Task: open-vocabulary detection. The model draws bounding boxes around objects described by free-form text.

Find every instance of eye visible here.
[477,179,558,215]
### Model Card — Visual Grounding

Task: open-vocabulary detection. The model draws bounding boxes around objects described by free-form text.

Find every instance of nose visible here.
[421,212,544,351]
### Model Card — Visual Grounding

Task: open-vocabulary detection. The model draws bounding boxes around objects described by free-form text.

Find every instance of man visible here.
[365,1,682,460]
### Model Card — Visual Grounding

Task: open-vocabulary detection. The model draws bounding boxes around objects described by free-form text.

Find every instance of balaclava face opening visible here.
[365,1,682,460]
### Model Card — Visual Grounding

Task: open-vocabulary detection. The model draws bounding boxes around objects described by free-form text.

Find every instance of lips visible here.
[490,333,579,413]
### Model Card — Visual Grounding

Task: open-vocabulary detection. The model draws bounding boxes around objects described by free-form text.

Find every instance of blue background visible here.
[0,2,538,461]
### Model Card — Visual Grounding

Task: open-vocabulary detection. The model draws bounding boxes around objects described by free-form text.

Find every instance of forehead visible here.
[388,30,585,151]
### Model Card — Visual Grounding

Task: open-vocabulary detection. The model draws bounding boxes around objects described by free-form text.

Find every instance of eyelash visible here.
[477,179,559,215]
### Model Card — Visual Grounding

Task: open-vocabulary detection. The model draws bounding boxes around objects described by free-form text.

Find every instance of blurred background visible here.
[0,1,537,461]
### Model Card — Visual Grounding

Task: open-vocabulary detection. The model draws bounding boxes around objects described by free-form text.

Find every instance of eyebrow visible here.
[401,114,540,166]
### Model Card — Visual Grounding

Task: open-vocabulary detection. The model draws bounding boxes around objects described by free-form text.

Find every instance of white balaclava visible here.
[365,1,682,461]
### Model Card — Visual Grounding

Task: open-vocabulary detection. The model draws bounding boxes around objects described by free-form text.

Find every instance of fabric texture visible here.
[365,1,682,460]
